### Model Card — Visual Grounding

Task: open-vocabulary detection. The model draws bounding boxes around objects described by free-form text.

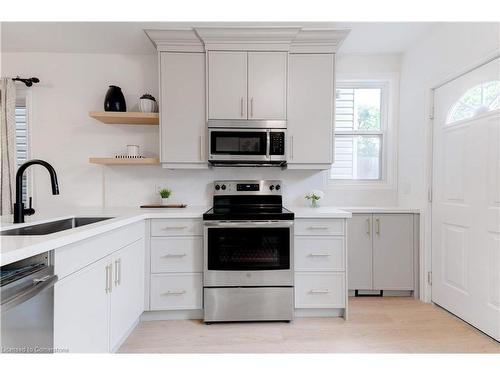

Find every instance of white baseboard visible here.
[141,309,204,321]
[294,308,344,318]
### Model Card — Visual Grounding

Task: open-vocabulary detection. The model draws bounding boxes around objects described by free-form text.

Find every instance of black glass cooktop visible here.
[203,205,294,221]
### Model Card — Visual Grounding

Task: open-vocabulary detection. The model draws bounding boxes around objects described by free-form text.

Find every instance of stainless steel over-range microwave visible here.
[207,120,286,167]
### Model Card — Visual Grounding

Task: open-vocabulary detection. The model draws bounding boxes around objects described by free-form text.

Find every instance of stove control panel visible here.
[213,180,283,195]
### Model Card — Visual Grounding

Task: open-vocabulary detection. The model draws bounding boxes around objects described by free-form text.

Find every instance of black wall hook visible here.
[12,76,40,87]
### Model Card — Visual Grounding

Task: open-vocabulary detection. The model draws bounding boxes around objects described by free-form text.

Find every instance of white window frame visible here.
[15,87,33,202]
[328,75,398,190]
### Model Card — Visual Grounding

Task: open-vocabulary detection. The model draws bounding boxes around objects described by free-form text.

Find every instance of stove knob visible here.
[215,184,220,191]
[269,185,275,191]
[221,184,227,190]
[275,184,281,191]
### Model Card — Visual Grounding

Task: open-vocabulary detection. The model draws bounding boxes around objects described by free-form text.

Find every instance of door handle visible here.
[114,258,121,286]
[308,253,331,257]
[163,226,188,230]
[309,289,330,294]
[162,290,186,296]
[375,218,380,235]
[105,264,113,293]
[366,218,371,236]
[250,97,254,117]
[240,97,244,117]
[114,260,119,286]
[307,226,329,230]
[162,253,187,258]
[290,135,294,160]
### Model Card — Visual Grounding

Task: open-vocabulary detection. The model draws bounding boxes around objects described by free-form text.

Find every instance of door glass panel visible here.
[210,132,267,155]
[207,227,290,270]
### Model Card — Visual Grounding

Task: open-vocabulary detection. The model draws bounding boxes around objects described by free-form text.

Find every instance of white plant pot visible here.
[140,98,156,113]
[161,198,169,205]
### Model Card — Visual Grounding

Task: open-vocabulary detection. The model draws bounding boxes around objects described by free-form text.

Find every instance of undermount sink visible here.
[0,217,114,236]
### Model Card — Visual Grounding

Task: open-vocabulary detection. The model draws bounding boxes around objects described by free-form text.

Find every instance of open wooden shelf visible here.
[89,157,160,165]
[89,111,159,125]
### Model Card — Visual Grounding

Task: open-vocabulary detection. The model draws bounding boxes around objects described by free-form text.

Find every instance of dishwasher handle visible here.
[1,274,58,312]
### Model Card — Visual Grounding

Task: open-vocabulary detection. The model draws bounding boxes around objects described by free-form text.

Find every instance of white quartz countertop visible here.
[1,205,418,266]
[0,206,209,266]
[339,207,420,214]
[287,206,352,219]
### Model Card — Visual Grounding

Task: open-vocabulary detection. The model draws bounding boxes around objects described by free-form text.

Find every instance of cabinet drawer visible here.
[295,219,345,236]
[150,273,202,310]
[151,219,202,237]
[295,237,345,271]
[151,237,203,273]
[295,272,345,308]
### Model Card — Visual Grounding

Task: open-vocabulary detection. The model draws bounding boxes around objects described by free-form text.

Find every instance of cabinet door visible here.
[208,51,247,119]
[247,52,287,120]
[109,239,145,350]
[287,54,334,167]
[347,214,373,290]
[373,214,414,290]
[54,256,110,353]
[160,52,206,165]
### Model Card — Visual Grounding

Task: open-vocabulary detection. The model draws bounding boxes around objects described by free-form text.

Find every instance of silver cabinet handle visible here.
[162,290,186,296]
[114,260,119,286]
[117,258,122,286]
[161,253,187,258]
[309,289,330,294]
[290,135,294,160]
[308,253,331,257]
[105,264,113,293]
[163,226,188,230]
[375,217,380,235]
[308,226,329,230]
[240,97,244,117]
[366,218,371,236]
[250,97,254,117]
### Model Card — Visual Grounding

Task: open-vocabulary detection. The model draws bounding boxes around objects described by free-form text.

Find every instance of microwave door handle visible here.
[266,130,271,160]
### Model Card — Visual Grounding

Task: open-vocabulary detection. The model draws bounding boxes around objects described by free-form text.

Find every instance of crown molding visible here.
[145,27,351,53]
[144,29,204,52]
[194,27,301,51]
[290,28,351,53]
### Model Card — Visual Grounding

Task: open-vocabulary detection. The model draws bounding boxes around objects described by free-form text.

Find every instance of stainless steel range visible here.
[203,180,294,323]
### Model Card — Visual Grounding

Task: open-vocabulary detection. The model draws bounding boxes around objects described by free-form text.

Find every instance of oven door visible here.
[204,221,294,287]
[208,128,270,162]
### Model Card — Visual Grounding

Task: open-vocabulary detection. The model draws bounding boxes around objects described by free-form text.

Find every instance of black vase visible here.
[104,85,126,112]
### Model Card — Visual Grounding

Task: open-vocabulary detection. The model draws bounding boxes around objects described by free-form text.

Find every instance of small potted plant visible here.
[159,188,172,205]
[305,190,324,208]
[139,93,157,113]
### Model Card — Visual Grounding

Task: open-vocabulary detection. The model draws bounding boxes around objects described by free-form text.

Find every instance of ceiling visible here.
[1,22,437,55]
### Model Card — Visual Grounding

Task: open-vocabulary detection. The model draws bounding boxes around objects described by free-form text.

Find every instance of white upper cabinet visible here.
[208,51,247,120]
[247,52,287,120]
[160,52,207,168]
[287,54,334,169]
[208,51,287,120]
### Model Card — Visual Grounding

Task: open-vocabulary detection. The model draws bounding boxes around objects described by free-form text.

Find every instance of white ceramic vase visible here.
[140,98,156,113]
[161,197,169,206]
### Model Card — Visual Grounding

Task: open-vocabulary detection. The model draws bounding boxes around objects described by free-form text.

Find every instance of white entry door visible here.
[432,56,500,341]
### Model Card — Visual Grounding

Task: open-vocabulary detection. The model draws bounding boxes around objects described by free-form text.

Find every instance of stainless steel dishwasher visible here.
[1,251,57,353]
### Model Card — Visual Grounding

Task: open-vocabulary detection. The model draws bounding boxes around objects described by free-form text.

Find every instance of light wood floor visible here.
[119,297,500,353]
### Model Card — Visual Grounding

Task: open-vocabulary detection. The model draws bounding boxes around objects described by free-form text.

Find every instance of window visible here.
[331,83,387,181]
[447,80,500,124]
[15,95,29,202]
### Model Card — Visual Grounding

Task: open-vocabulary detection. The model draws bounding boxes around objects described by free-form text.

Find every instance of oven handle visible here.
[204,221,294,228]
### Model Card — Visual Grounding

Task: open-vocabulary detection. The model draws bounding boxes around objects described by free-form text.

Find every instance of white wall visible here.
[397,22,500,301]
[1,51,401,211]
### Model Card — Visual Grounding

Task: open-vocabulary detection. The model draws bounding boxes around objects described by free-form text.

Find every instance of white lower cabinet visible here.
[54,230,145,353]
[294,218,348,317]
[150,273,202,310]
[348,213,418,293]
[109,239,145,350]
[295,272,346,308]
[54,256,110,353]
[147,219,203,315]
